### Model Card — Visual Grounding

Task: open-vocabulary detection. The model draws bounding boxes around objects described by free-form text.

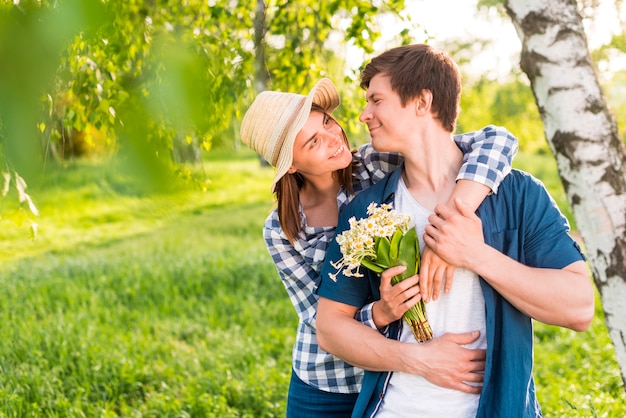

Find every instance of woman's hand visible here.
[424,198,485,272]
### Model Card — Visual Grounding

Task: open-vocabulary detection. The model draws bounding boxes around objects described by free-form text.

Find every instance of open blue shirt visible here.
[317,165,586,417]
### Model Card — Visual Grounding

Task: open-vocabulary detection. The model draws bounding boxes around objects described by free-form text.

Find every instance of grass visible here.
[0,149,624,416]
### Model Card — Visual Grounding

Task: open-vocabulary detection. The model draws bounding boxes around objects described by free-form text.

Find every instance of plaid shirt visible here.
[263,125,518,394]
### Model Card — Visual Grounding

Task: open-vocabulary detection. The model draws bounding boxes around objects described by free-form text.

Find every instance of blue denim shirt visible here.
[318,165,585,417]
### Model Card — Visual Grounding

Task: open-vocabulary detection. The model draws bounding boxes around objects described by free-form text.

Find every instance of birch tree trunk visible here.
[504,0,626,387]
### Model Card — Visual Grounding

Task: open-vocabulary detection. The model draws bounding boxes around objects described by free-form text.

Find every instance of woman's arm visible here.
[453,125,518,195]
[419,126,519,303]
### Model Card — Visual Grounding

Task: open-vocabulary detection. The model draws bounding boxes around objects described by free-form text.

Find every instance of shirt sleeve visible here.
[318,203,374,308]
[264,210,379,330]
[264,213,320,320]
[453,125,519,194]
[520,173,586,268]
[352,143,403,185]
[354,301,377,329]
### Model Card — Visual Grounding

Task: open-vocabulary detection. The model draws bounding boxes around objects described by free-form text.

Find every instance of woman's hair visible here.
[360,44,461,133]
[275,106,355,243]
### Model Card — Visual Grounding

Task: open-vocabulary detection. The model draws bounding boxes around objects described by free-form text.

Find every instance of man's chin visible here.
[371,138,389,152]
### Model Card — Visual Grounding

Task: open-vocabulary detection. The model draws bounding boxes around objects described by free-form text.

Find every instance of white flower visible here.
[329,203,412,280]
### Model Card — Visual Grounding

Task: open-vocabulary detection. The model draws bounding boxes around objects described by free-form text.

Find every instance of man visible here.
[316,44,594,417]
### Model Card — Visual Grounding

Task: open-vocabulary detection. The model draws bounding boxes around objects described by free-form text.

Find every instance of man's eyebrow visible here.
[366,92,379,101]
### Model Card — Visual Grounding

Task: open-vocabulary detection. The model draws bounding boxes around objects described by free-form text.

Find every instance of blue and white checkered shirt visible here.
[263,125,518,394]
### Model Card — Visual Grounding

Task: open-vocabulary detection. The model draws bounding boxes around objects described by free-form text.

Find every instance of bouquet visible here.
[329,203,433,343]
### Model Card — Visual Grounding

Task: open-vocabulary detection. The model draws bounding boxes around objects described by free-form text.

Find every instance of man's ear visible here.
[415,90,433,114]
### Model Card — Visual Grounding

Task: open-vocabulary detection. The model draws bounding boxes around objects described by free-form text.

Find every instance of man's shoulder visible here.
[495,168,545,196]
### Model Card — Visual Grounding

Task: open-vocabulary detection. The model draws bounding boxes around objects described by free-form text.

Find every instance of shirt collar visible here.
[382,162,405,205]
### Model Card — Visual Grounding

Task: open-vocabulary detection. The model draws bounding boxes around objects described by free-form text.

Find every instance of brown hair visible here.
[360,44,461,133]
[275,106,355,243]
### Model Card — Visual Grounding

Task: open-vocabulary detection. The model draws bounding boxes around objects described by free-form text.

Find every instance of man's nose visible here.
[359,104,372,123]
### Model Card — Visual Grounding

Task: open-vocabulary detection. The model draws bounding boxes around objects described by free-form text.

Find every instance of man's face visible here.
[359,74,417,153]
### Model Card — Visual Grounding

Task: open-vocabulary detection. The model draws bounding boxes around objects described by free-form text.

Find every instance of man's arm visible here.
[316,294,486,394]
[424,198,595,331]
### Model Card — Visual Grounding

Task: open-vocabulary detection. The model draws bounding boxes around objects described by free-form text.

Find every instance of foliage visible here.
[229,0,415,149]
[475,0,626,147]
[0,0,415,167]
[459,75,548,154]
[39,0,252,158]
[603,70,626,144]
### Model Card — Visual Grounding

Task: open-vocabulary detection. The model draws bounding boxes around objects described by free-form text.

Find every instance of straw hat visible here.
[240,78,340,192]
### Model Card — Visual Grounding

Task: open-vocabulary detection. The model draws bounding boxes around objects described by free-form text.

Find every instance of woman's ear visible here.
[287,165,297,174]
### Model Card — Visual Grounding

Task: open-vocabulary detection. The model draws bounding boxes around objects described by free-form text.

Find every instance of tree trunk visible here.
[505,0,626,387]
[254,0,269,94]
[253,0,270,165]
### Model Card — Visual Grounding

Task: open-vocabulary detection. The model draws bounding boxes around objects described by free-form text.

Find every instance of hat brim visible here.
[271,78,340,192]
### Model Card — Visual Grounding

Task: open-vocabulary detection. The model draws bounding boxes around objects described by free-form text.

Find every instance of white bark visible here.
[505,0,626,387]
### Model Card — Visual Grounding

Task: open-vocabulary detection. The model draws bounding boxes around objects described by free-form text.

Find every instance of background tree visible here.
[244,1,413,145]
[3,0,414,168]
[503,0,626,386]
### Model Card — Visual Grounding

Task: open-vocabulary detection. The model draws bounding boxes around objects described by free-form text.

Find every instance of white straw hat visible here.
[240,78,340,192]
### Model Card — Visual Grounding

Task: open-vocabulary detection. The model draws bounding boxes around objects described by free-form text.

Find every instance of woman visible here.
[240,78,517,417]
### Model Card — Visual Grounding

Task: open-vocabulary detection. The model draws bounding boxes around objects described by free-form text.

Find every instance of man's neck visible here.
[400,128,463,211]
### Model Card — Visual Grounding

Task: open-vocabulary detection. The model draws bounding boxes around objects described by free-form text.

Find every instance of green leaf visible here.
[361,258,385,273]
[375,236,391,268]
[398,227,419,277]
[389,228,403,259]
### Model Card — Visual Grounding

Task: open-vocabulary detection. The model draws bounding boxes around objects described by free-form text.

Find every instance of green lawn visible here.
[0,150,623,416]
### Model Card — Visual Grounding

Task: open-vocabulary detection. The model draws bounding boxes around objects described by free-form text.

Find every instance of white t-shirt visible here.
[376,177,487,418]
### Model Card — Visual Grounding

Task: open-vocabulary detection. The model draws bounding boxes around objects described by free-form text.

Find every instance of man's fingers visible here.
[433,203,453,220]
[445,330,482,347]
[468,363,486,376]
[419,263,430,302]
[380,265,407,287]
[431,266,445,301]
[457,383,483,395]
[444,265,455,294]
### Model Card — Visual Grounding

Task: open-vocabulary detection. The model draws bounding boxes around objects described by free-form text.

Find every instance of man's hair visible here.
[360,44,461,133]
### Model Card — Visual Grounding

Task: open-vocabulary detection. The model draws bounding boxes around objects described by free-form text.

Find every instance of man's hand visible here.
[419,246,455,303]
[373,265,421,328]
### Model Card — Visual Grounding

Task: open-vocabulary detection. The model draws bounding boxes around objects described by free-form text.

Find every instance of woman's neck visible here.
[299,176,341,227]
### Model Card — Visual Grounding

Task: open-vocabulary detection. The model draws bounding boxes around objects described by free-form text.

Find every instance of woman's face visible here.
[288,110,352,178]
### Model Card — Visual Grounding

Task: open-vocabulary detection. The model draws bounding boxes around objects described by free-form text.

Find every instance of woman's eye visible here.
[323,114,331,126]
